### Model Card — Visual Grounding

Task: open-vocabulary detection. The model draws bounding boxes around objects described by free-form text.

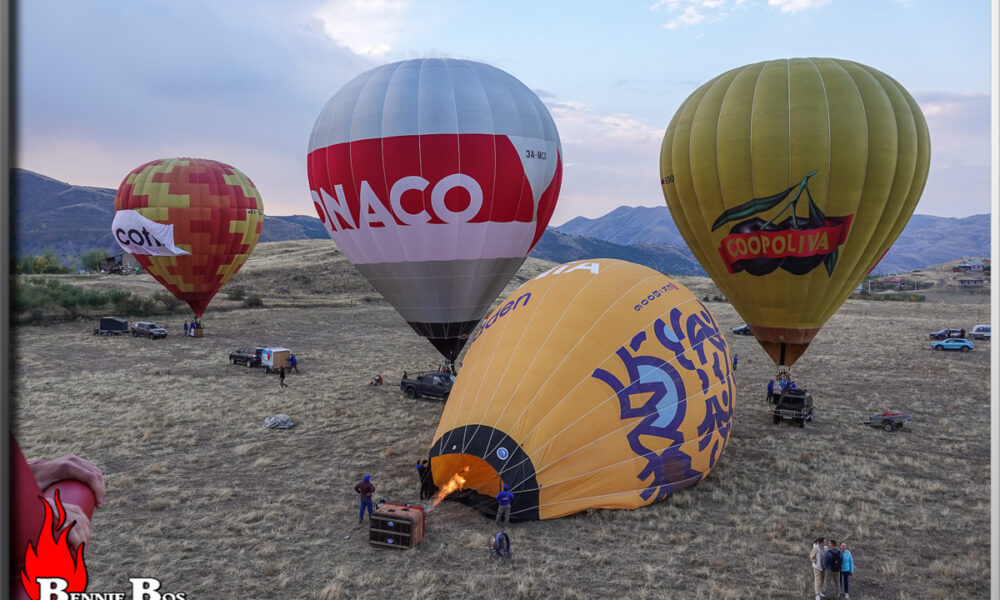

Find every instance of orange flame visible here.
[429,466,470,508]
[21,490,88,600]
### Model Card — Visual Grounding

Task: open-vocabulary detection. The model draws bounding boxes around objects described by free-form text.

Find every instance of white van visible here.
[969,324,990,341]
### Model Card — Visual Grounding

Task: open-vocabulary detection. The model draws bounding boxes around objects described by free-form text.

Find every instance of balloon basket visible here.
[192,328,204,338]
[369,503,425,549]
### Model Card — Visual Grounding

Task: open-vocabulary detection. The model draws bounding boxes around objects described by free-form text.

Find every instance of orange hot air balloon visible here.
[429,259,734,521]
[113,158,264,317]
[660,58,930,368]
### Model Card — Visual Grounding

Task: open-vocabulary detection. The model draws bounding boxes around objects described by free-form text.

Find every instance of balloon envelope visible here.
[430,259,734,521]
[660,58,930,367]
[307,58,562,361]
[114,158,264,317]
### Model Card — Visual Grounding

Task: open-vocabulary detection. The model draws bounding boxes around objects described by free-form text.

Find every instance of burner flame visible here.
[428,466,470,508]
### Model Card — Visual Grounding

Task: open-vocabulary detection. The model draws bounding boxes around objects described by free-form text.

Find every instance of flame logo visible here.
[21,490,88,600]
[428,466,470,509]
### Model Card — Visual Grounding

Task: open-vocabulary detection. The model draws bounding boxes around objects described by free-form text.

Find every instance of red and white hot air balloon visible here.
[307,58,562,361]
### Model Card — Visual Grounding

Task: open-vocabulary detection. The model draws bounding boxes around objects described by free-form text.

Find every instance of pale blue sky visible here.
[14,0,995,225]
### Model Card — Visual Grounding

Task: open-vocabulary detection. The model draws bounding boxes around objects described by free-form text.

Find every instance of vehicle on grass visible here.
[400,370,455,401]
[260,347,291,373]
[865,411,912,432]
[93,316,129,336]
[731,324,753,336]
[230,347,263,367]
[930,338,974,352]
[772,388,814,428]
[969,324,990,341]
[131,321,168,339]
[928,328,963,340]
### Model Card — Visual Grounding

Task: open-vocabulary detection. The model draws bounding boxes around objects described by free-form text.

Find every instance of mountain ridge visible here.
[9,168,990,275]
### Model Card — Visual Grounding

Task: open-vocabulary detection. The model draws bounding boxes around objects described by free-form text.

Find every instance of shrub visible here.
[242,295,264,308]
[153,291,183,311]
[228,288,248,301]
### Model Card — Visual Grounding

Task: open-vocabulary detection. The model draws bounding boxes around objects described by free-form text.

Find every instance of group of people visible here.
[810,537,855,599]
[766,374,798,402]
[182,319,202,336]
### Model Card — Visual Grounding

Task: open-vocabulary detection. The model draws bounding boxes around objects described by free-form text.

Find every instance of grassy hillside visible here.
[8,241,991,599]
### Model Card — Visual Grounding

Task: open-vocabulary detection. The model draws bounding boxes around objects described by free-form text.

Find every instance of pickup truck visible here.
[400,371,455,401]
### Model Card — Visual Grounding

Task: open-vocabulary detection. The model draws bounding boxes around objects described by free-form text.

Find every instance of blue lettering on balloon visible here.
[591,305,734,501]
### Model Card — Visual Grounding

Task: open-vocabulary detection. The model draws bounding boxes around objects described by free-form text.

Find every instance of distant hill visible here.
[8,169,330,262]
[554,205,991,274]
[9,168,990,275]
[531,229,704,276]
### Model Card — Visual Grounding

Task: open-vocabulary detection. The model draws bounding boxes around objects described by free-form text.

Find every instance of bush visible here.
[242,295,264,308]
[228,288,248,301]
[80,249,107,272]
[154,291,183,311]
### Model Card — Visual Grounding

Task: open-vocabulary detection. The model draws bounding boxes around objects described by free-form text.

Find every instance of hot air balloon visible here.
[113,158,264,317]
[429,259,734,521]
[660,58,930,368]
[307,58,562,362]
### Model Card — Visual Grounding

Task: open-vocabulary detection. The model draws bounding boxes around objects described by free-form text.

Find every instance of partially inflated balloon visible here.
[113,158,264,317]
[660,58,930,367]
[307,58,562,361]
[429,259,734,521]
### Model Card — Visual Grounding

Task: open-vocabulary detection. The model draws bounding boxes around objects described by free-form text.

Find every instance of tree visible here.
[80,249,107,272]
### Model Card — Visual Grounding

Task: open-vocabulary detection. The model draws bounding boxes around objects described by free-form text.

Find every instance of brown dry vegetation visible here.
[9,241,992,599]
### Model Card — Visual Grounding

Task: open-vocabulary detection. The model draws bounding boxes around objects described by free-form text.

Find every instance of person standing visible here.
[495,484,514,529]
[732,353,739,371]
[183,321,189,336]
[825,539,843,599]
[355,474,375,523]
[278,366,288,389]
[840,542,854,599]
[418,459,433,500]
[414,461,427,499]
[289,354,299,374]
[767,379,775,403]
[810,537,826,600]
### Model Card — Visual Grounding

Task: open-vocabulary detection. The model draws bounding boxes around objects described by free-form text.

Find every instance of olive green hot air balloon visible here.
[660,58,930,368]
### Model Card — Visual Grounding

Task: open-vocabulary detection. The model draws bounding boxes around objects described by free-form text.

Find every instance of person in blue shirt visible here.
[840,541,854,599]
[289,354,299,374]
[495,484,514,529]
[766,379,775,403]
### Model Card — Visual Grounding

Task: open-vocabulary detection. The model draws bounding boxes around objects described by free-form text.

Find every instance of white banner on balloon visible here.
[111,210,191,256]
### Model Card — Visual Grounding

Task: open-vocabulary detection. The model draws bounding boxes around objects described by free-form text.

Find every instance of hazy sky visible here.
[14,0,994,225]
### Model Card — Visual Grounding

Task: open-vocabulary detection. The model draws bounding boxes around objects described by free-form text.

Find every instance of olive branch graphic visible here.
[710,170,840,276]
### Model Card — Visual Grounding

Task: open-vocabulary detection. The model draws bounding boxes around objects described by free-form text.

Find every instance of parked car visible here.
[93,316,129,336]
[131,321,168,339]
[928,328,963,340]
[931,338,974,352]
[230,347,263,367]
[772,389,814,428]
[731,324,753,336]
[969,324,991,341]
[400,370,455,401]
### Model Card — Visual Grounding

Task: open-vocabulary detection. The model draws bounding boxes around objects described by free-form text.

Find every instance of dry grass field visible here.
[9,241,992,599]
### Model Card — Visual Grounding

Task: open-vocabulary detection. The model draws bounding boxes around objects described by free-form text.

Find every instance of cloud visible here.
[651,0,828,29]
[766,0,832,13]
[544,100,667,225]
[14,0,374,216]
[311,0,410,57]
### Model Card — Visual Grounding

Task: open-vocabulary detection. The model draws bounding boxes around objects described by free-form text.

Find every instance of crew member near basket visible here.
[355,474,375,523]
[495,484,514,529]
